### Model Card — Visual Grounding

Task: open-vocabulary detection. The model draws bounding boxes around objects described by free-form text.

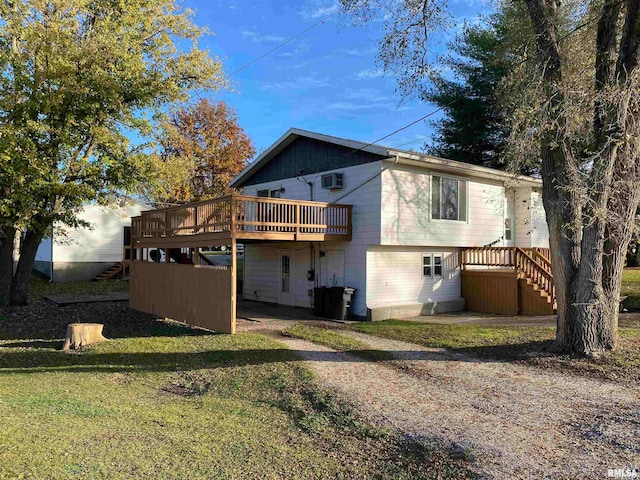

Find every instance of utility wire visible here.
[229,10,340,77]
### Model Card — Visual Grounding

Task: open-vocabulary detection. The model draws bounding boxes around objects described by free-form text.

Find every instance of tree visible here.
[341,0,640,354]
[426,4,534,169]
[0,0,225,306]
[144,99,255,205]
[426,20,507,167]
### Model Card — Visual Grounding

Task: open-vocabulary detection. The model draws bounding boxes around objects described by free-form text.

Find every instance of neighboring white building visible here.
[230,129,549,320]
[33,202,147,282]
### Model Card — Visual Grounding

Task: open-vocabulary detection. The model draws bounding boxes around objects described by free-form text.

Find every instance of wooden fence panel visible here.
[461,270,518,315]
[130,262,234,333]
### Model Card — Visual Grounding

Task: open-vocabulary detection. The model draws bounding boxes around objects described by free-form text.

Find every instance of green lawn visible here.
[622,269,640,306]
[343,319,640,384]
[285,324,392,362]
[0,279,473,479]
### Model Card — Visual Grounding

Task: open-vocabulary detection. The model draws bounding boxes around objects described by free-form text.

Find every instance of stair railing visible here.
[515,247,555,302]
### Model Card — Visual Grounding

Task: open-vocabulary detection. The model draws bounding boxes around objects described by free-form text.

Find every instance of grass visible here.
[622,268,640,307]
[285,324,393,362]
[28,276,128,301]
[0,279,475,479]
[344,319,640,384]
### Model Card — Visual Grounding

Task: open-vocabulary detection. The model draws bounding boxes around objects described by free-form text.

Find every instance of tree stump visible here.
[62,323,107,351]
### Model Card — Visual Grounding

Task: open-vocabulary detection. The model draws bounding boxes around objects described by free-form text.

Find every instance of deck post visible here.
[230,235,237,334]
[295,203,300,239]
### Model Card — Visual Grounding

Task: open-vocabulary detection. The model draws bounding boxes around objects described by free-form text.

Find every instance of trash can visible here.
[313,287,326,316]
[326,286,356,321]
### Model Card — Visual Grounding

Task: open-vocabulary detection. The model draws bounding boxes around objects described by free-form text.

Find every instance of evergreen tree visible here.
[425,18,508,167]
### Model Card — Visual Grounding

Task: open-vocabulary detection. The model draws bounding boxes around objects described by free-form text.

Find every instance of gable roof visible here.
[230,128,541,188]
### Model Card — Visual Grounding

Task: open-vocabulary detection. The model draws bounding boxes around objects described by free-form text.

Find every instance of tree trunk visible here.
[0,227,15,307]
[62,323,107,350]
[10,227,44,305]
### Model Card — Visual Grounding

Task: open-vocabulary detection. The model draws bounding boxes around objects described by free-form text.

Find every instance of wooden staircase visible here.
[94,262,129,282]
[514,247,556,310]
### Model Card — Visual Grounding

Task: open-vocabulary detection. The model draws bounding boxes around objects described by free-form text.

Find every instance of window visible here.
[422,254,443,278]
[431,175,467,221]
[321,172,344,190]
[505,218,512,241]
[422,255,431,277]
[434,255,442,276]
[257,188,282,198]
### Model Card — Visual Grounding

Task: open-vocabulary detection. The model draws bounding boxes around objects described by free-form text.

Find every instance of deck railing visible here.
[132,194,352,241]
[462,246,554,301]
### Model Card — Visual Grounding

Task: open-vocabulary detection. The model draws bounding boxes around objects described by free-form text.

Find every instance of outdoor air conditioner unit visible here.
[148,248,165,263]
[321,172,344,190]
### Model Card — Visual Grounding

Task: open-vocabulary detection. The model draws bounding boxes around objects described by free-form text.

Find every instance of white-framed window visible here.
[422,253,443,278]
[431,174,468,221]
[422,254,431,277]
[257,188,282,198]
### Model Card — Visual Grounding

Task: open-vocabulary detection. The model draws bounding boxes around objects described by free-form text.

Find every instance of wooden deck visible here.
[460,247,555,316]
[131,194,352,248]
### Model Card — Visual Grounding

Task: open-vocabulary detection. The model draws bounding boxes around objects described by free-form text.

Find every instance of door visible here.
[278,249,294,305]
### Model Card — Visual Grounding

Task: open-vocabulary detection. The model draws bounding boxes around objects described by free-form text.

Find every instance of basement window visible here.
[423,254,443,278]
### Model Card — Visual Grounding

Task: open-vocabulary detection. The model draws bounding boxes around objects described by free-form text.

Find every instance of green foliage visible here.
[0,0,225,231]
[0,0,225,305]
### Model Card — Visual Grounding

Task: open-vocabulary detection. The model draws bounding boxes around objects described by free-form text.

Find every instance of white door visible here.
[278,249,294,306]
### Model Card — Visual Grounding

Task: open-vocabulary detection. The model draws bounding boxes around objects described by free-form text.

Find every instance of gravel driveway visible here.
[238,317,640,479]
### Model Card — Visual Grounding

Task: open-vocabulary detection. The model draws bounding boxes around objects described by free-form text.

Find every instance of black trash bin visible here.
[326,286,356,321]
[313,287,326,316]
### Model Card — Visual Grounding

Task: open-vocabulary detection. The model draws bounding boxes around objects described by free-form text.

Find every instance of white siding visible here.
[381,163,508,247]
[35,237,52,262]
[514,187,549,248]
[366,246,461,308]
[530,189,549,247]
[242,161,383,317]
[52,203,146,262]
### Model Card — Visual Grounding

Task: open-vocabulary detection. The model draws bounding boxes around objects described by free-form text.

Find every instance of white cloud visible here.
[240,27,286,43]
[343,88,390,103]
[263,76,331,91]
[276,39,311,58]
[323,46,377,59]
[299,1,340,20]
[326,101,384,111]
[356,68,387,80]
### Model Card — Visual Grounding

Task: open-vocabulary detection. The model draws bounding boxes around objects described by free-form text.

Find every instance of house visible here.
[33,202,147,282]
[128,128,552,334]
[229,129,550,320]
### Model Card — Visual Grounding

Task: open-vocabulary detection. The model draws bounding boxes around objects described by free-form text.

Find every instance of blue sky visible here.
[183,0,490,155]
